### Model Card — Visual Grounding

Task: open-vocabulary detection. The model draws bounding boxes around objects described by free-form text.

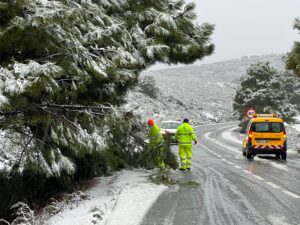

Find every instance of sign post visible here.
[246,108,256,119]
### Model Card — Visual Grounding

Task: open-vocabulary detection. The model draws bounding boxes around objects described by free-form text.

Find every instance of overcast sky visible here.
[194,0,300,64]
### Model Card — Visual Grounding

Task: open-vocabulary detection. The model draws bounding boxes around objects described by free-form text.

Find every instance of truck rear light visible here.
[248,130,253,142]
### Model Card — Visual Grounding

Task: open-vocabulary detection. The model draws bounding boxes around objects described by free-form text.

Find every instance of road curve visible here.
[141,122,300,225]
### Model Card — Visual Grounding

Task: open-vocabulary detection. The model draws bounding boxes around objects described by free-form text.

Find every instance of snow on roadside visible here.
[286,123,300,153]
[46,169,167,225]
[293,116,300,132]
[294,124,300,132]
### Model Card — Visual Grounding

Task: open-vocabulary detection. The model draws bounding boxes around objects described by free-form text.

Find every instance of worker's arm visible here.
[175,127,180,141]
[191,127,197,143]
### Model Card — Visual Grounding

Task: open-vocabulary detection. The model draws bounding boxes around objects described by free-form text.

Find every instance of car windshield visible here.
[251,122,284,133]
[161,122,181,129]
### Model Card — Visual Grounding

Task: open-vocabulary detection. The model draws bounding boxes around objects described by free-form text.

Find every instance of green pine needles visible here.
[0,0,214,176]
[0,0,214,218]
[233,62,298,132]
[286,18,300,77]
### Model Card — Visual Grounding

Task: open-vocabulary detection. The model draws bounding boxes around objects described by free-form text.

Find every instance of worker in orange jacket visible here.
[147,119,165,169]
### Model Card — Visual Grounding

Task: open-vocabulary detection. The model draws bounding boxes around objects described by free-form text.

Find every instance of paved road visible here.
[141,123,300,225]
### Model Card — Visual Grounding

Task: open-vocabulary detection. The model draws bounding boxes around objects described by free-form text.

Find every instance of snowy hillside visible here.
[126,54,285,124]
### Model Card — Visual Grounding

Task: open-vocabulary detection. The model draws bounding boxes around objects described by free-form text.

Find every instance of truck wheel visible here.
[242,148,246,156]
[246,153,253,159]
[281,152,287,160]
[246,148,253,159]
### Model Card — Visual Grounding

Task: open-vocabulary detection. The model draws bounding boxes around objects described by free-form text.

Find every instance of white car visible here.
[160,120,182,144]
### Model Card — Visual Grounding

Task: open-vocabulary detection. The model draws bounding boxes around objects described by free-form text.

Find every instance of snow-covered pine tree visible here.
[280,70,300,112]
[137,75,160,99]
[0,0,214,217]
[0,0,214,185]
[233,62,297,132]
[286,18,300,77]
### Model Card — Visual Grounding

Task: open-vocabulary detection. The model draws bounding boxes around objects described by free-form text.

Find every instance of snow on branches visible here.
[0,0,214,177]
[285,17,300,77]
[233,62,299,130]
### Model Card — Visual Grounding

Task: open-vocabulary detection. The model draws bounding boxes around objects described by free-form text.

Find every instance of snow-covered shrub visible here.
[0,219,10,225]
[285,125,300,153]
[10,202,34,225]
[233,62,298,131]
[137,75,160,99]
[104,110,147,168]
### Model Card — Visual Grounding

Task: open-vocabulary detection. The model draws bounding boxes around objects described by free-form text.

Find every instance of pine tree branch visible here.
[173,6,192,20]
[14,135,34,172]
[37,103,111,115]
[0,110,26,116]
[35,105,79,131]
[39,53,62,62]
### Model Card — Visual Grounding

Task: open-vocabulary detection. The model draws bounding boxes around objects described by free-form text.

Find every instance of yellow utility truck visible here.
[242,114,287,160]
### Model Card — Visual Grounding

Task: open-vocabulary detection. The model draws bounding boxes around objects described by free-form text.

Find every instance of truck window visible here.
[251,122,284,133]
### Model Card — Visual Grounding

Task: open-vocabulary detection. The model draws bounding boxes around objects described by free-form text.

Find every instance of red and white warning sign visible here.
[246,108,256,119]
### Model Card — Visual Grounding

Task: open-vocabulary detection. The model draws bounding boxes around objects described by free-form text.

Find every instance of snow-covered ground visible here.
[293,116,300,132]
[294,124,300,132]
[46,169,167,225]
[1,55,299,223]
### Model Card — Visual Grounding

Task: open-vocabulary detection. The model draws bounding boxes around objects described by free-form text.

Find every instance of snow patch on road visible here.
[204,132,241,154]
[267,214,291,225]
[221,126,243,145]
[47,170,167,225]
[254,157,288,171]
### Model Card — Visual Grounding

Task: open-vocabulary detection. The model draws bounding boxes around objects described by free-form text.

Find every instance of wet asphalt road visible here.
[141,123,300,225]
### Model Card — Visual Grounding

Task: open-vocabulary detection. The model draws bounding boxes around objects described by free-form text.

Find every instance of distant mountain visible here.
[127,54,286,124]
[145,54,285,80]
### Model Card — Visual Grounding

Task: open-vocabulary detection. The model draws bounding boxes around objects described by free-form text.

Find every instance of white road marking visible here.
[266,182,281,189]
[282,190,300,199]
[200,142,299,200]
[255,157,288,172]
[243,170,251,174]
[221,126,242,145]
[252,175,264,181]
